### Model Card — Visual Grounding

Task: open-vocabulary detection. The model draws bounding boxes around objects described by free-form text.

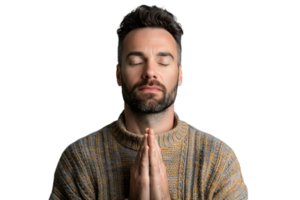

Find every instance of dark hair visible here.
[117,5,184,67]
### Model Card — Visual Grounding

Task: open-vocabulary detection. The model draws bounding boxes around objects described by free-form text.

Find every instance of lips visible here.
[139,86,161,91]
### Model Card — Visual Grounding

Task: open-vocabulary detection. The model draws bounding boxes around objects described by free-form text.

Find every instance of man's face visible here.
[117,27,182,114]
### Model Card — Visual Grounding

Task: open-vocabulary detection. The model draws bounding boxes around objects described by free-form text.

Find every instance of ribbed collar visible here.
[111,111,188,150]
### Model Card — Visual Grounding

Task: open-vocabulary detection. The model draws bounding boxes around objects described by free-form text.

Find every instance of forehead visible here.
[122,27,177,58]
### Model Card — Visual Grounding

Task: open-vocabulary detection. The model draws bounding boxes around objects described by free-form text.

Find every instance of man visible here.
[50,5,248,200]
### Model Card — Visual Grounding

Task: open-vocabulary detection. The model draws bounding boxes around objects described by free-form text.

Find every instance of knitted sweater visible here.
[49,111,248,200]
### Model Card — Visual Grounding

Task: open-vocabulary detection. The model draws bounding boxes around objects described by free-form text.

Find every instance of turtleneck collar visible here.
[111,110,188,150]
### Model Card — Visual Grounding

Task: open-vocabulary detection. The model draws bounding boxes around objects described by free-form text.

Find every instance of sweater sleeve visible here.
[212,144,248,200]
[49,143,96,200]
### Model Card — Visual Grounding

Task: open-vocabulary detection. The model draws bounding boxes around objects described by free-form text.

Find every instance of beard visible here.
[121,74,179,114]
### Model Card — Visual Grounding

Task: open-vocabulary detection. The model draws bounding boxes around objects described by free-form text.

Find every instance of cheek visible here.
[123,68,141,87]
[170,76,179,88]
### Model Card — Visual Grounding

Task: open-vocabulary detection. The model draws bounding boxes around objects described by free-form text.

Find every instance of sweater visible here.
[49,111,248,200]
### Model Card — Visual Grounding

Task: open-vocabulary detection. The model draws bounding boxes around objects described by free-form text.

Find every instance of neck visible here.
[123,103,175,135]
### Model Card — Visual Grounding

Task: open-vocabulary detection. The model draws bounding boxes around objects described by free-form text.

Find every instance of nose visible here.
[142,60,157,80]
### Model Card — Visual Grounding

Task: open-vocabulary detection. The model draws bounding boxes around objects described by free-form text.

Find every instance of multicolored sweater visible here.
[50,111,248,199]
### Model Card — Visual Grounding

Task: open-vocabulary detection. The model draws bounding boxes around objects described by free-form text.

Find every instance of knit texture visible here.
[50,111,248,199]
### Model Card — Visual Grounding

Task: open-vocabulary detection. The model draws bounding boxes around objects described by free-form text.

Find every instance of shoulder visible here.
[187,122,233,151]
[66,132,97,152]
[183,120,240,169]
[186,123,248,198]
[59,125,107,161]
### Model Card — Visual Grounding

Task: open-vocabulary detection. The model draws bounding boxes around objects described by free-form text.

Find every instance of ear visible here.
[178,65,183,86]
[116,64,122,86]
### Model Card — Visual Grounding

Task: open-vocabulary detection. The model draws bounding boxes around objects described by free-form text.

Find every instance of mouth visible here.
[139,88,161,92]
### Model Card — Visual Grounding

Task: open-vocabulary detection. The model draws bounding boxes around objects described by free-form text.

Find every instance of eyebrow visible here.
[126,51,174,60]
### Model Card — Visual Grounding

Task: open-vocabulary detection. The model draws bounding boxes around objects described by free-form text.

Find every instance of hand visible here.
[129,131,150,200]
[148,128,171,200]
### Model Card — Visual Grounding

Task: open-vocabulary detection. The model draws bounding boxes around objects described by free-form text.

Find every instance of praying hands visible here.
[128,128,171,200]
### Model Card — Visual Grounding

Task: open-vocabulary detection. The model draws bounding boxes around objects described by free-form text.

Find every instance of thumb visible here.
[145,128,150,134]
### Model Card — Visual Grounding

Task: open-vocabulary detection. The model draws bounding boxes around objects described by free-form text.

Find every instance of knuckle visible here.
[138,143,143,149]
[135,168,149,185]
[141,181,148,188]
[130,166,136,174]
[138,177,149,187]
[140,160,148,168]
[138,148,143,155]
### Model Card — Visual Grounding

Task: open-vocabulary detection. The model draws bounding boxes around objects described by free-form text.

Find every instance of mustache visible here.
[137,80,162,88]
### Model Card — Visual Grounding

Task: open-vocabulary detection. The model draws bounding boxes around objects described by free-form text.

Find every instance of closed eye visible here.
[130,63,143,66]
[131,63,168,66]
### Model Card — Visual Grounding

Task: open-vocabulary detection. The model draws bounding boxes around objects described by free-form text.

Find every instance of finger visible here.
[145,127,149,133]
[139,134,149,176]
[131,135,145,172]
[154,134,163,164]
[133,134,146,168]
[148,128,162,165]
[138,134,146,153]
[153,132,163,165]
[148,128,160,176]
[148,128,156,156]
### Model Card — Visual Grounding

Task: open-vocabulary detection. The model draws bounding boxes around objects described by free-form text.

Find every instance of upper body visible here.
[50,111,247,199]
[50,5,247,200]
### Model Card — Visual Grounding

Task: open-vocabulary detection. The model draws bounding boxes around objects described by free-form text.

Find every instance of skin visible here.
[114,27,185,135]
